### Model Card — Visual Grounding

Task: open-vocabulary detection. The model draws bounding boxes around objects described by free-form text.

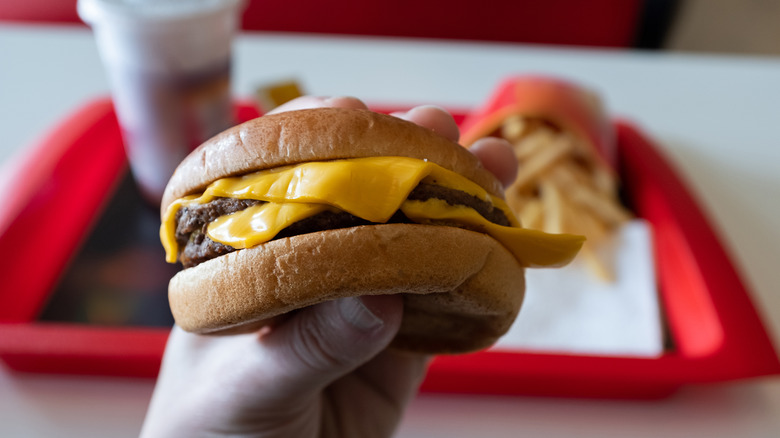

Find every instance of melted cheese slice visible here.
[207,202,331,249]
[400,199,582,268]
[160,157,584,267]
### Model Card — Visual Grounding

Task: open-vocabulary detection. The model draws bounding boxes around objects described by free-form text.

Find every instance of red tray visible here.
[1,97,778,398]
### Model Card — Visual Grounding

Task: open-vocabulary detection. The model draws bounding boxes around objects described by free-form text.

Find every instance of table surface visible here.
[2,23,780,437]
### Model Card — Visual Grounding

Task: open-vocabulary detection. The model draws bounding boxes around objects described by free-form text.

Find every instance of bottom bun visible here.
[168,224,526,354]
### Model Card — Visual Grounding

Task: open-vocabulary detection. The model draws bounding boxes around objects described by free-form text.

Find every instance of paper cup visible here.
[79,0,245,204]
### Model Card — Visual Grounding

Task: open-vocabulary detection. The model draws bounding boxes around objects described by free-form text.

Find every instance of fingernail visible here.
[338,297,384,332]
[409,104,448,114]
[322,96,367,109]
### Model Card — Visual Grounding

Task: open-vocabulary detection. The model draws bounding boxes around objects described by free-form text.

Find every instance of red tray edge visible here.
[1,97,778,398]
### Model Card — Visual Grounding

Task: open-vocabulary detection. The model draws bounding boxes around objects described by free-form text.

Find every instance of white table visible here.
[2,23,780,437]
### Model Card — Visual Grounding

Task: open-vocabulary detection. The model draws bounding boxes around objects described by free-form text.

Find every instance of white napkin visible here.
[491,220,664,357]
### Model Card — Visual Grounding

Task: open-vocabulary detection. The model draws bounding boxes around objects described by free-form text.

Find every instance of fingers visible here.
[349,349,430,412]
[270,96,459,142]
[390,106,518,187]
[261,295,405,398]
[322,349,430,437]
[469,137,518,187]
[268,96,368,114]
[390,105,460,143]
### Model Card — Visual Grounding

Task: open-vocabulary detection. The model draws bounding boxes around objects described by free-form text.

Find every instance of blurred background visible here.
[1,0,780,55]
[2,0,780,426]
[667,0,780,55]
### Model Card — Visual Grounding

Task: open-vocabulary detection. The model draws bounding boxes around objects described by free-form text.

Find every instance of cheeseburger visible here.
[159,107,583,353]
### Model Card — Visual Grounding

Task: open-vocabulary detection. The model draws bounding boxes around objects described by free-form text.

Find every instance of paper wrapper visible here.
[492,220,663,357]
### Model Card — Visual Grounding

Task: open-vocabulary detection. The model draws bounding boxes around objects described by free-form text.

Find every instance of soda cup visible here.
[78,0,245,204]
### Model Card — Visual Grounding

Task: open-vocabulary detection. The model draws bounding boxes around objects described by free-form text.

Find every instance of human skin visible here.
[140,96,517,438]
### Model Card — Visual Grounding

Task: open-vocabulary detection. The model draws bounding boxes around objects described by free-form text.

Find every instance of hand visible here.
[140,96,517,438]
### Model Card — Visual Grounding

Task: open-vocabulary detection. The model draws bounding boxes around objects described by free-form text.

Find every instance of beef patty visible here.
[174,183,511,268]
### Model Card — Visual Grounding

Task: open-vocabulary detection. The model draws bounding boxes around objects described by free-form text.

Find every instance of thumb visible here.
[262,294,404,396]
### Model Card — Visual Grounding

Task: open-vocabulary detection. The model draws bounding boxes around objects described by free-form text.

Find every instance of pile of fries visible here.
[499,115,632,281]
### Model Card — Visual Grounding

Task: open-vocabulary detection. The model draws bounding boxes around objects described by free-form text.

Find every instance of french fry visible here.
[564,205,616,281]
[501,114,528,142]
[254,79,304,112]
[512,134,573,192]
[580,245,615,283]
[548,166,631,226]
[517,198,544,230]
[592,163,617,195]
[574,189,632,226]
[498,114,632,282]
[540,179,566,234]
[513,126,558,161]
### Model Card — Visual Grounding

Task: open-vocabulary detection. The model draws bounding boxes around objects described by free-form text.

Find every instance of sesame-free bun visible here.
[161,108,503,215]
[163,108,525,354]
[169,224,524,353]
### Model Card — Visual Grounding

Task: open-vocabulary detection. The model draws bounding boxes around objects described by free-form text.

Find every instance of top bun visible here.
[161,108,504,215]
[161,107,527,353]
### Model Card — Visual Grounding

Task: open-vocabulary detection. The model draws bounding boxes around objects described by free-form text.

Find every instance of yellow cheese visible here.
[401,199,582,268]
[207,202,329,249]
[206,157,441,223]
[160,157,583,266]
